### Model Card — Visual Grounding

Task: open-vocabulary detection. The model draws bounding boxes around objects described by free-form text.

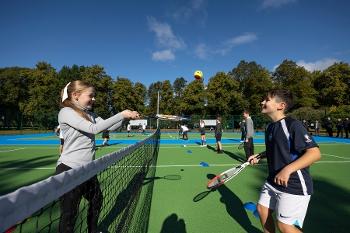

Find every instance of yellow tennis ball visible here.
[194,70,203,80]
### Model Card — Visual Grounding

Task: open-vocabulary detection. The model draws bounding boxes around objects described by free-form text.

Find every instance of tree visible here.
[146,80,174,115]
[273,60,317,109]
[159,80,174,114]
[313,62,350,106]
[147,81,162,115]
[111,77,135,113]
[206,72,243,116]
[24,62,59,128]
[0,67,30,128]
[230,60,273,114]
[179,79,206,115]
[133,82,147,114]
[173,77,187,98]
[172,77,187,115]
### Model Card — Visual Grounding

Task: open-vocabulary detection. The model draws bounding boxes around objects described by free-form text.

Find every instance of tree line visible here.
[0,60,349,129]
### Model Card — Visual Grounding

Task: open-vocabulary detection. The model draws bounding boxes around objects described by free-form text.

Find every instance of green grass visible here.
[1,136,349,233]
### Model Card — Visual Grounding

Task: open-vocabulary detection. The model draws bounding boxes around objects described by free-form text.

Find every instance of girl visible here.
[56,80,139,233]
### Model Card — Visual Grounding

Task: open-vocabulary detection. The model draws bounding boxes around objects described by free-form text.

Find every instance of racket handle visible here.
[247,153,263,163]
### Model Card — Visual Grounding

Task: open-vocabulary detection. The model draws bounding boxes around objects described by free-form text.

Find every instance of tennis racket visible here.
[156,114,189,121]
[207,154,261,189]
[142,114,189,121]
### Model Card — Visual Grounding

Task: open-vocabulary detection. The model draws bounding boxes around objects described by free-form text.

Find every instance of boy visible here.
[249,89,321,233]
[243,110,254,160]
[215,116,223,153]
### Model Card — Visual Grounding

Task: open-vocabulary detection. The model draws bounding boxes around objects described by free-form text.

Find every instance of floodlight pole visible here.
[157,91,160,128]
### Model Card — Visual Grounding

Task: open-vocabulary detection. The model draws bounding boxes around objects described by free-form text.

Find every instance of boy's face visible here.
[243,112,248,118]
[261,94,285,115]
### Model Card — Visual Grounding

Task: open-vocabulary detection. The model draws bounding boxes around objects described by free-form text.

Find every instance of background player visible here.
[215,116,223,154]
[243,110,255,160]
[199,119,207,147]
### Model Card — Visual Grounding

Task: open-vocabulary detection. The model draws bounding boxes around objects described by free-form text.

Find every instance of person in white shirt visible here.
[199,119,206,146]
[181,124,189,140]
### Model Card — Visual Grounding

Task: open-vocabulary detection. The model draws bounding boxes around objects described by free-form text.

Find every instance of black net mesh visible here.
[2,129,160,233]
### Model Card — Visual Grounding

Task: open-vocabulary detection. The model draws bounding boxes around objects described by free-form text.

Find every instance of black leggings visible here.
[56,163,103,233]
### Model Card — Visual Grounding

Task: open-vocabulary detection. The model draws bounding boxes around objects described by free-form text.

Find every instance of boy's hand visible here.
[274,167,292,187]
[248,154,260,165]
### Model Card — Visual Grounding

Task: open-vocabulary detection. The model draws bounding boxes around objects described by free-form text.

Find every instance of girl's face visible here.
[75,87,95,110]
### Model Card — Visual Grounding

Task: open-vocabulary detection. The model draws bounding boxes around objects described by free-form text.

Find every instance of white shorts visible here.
[258,182,311,228]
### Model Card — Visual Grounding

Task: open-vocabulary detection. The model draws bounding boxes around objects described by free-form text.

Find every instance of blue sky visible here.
[1,0,349,86]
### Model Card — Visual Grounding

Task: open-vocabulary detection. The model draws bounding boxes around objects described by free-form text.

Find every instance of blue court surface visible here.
[0,132,349,145]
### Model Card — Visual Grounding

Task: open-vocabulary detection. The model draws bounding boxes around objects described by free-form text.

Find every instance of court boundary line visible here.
[0,148,25,153]
[1,160,349,170]
[322,153,349,159]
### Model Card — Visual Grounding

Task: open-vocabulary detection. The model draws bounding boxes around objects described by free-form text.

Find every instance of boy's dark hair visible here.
[268,89,294,112]
[243,109,250,114]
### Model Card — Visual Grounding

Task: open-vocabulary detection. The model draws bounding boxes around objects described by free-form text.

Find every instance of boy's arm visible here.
[274,147,321,187]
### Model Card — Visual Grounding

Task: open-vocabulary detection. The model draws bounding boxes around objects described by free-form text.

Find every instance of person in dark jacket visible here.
[324,117,333,137]
[336,118,344,138]
[344,117,350,138]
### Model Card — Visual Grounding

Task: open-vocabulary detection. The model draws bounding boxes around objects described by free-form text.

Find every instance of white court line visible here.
[322,153,349,159]
[153,161,350,167]
[0,148,25,153]
[160,145,266,149]
[1,160,350,170]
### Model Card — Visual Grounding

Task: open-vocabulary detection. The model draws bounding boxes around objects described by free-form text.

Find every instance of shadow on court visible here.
[206,144,216,152]
[160,213,187,233]
[207,174,262,233]
[304,178,350,233]
[206,144,246,163]
[143,174,181,185]
[0,155,57,195]
[222,150,246,163]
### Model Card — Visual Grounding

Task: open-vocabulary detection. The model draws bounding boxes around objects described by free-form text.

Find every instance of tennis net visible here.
[0,128,160,233]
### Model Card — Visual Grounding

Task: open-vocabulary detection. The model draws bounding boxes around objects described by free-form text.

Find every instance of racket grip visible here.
[257,151,266,159]
[247,152,264,163]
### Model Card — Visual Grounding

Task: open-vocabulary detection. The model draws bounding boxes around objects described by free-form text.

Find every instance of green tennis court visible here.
[0,132,349,232]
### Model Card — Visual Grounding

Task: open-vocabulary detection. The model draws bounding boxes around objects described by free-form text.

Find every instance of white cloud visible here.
[226,33,258,46]
[147,17,185,50]
[172,0,208,26]
[194,43,209,59]
[261,0,297,9]
[152,49,175,61]
[216,33,258,55]
[296,58,339,71]
[193,33,258,59]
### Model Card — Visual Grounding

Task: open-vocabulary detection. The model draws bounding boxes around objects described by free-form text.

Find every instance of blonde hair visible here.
[61,80,94,122]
